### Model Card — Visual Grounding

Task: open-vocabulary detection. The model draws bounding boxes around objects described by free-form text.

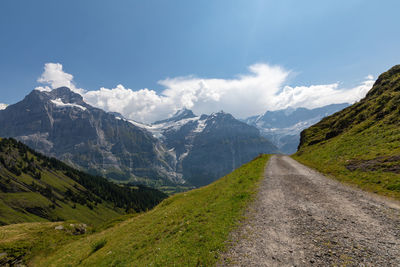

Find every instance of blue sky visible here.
[1,0,400,121]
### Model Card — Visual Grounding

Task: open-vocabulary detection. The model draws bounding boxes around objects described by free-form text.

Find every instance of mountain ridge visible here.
[295,64,400,199]
[0,87,182,186]
[153,108,196,124]
[0,137,167,226]
[243,103,349,154]
[0,88,278,187]
[124,109,279,186]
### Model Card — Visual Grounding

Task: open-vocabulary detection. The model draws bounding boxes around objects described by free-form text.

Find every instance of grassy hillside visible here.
[0,221,94,266]
[29,154,270,266]
[0,138,167,226]
[294,65,400,199]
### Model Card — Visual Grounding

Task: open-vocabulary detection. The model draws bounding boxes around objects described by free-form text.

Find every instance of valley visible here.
[0,85,351,191]
[0,137,167,226]
[1,65,400,266]
[1,2,399,266]
[2,155,270,266]
[4,153,399,266]
[0,88,277,189]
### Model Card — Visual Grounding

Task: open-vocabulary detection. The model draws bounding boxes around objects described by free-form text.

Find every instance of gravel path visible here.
[219,155,400,266]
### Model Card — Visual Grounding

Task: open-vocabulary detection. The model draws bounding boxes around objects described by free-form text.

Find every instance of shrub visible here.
[91,239,107,253]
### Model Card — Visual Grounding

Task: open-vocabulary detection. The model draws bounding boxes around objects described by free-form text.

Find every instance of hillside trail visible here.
[219,155,400,266]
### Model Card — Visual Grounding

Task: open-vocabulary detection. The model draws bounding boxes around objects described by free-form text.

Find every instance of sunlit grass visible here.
[294,101,400,200]
[34,155,270,266]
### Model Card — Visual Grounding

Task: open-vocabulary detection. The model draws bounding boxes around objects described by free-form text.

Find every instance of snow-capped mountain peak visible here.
[153,108,196,124]
[0,103,8,110]
[243,103,349,154]
[141,108,277,186]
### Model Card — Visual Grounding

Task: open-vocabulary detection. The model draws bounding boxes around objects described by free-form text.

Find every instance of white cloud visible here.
[84,85,174,123]
[157,64,290,119]
[35,63,85,94]
[273,77,374,110]
[36,62,375,123]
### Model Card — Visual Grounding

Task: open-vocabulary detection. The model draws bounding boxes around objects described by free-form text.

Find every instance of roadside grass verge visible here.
[294,65,400,201]
[35,154,270,266]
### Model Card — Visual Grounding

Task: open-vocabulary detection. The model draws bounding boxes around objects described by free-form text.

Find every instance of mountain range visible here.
[2,65,400,266]
[131,109,278,186]
[0,87,180,185]
[243,103,349,154]
[0,88,278,187]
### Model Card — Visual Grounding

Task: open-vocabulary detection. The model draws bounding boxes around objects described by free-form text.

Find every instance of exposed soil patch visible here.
[219,155,400,266]
[346,154,400,173]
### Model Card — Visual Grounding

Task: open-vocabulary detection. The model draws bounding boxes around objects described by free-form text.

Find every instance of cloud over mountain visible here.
[36,63,374,123]
[35,63,85,94]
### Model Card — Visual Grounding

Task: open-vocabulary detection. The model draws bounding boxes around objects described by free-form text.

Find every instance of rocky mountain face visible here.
[0,88,278,187]
[0,87,180,185]
[134,109,278,186]
[243,103,349,154]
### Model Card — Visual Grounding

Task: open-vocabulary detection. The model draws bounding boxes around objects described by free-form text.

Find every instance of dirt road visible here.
[220,155,400,266]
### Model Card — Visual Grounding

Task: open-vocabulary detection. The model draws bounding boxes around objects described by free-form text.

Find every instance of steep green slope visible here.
[0,221,94,266]
[33,154,270,266]
[0,138,167,226]
[294,65,400,199]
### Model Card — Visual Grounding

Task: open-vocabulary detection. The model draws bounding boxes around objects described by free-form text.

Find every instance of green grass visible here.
[0,138,166,227]
[51,202,122,226]
[294,65,400,200]
[33,154,270,266]
[293,120,400,199]
[91,238,107,253]
[0,192,53,225]
[0,221,92,265]
[0,192,52,209]
[40,170,79,193]
[0,199,47,225]
[0,167,122,226]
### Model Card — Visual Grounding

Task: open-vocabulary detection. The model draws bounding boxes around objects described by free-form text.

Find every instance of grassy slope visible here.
[294,65,400,200]
[0,146,122,226]
[33,154,270,266]
[0,170,121,226]
[0,138,168,227]
[0,221,92,265]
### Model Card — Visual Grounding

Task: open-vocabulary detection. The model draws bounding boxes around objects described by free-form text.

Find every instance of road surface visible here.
[220,155,400,266]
